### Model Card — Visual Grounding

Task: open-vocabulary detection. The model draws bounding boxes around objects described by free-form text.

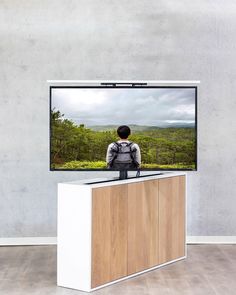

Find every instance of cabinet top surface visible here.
[59,172,186,188]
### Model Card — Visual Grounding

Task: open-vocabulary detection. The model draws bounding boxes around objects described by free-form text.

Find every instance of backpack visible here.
[108,141,139,170]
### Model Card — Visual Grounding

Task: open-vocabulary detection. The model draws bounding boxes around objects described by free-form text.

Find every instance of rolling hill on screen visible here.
[88,123,194,132]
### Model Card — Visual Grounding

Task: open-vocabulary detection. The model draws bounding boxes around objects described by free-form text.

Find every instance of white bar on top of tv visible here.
[47,80,200,85]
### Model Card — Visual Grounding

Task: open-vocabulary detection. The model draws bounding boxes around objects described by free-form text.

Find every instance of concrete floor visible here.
[0,245,235,295]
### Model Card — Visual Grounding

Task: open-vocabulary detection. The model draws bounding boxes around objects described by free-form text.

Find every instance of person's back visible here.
[106,126,141,170]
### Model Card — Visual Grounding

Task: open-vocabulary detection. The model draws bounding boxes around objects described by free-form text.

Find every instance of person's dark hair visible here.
[117,125,131,139]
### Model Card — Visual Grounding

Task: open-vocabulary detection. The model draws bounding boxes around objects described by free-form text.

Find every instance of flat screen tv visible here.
[50,84,197,176]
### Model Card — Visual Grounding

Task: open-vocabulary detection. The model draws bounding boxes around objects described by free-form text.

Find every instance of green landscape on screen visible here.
[51,109,196,170]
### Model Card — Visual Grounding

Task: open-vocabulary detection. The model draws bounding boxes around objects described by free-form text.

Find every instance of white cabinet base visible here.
[58,256,186,292]
[57,172,186,292]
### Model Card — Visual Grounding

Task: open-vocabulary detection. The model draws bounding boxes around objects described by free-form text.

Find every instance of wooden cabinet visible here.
[57,173,186,292]
[159,176,186,264]
[92,184,128,287]
[127,180,159,274]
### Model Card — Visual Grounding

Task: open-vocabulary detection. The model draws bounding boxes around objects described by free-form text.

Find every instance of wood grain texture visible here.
[159,176,186,264]
[127,180,159,275]
[91,185,128,288]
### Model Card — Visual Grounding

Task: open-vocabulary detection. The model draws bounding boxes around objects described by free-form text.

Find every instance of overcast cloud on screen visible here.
[51,88,195,127]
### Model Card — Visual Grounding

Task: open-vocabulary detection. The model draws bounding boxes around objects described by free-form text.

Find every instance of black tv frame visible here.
[49,85,198,174]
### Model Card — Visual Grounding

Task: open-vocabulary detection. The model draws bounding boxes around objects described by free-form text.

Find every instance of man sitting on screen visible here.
[106,125,141,170]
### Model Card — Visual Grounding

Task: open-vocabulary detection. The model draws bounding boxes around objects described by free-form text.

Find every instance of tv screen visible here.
[50,86,197,171]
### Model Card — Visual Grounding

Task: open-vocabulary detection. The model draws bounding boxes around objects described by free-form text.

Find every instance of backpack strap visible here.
[108,142,120,168]
[129,143,139,168]
[127,141,136,151]
[110,142,120,152]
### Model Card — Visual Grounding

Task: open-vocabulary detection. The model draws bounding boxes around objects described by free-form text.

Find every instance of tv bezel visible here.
[49,85,198,171]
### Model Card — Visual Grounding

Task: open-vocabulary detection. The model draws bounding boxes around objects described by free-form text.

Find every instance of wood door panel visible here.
[127,180,159,275]
[159,176,186,264]
[110,185,128,281]
[92,184,128,288]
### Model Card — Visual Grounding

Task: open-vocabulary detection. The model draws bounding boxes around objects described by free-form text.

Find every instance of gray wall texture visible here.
[1,1,236,237]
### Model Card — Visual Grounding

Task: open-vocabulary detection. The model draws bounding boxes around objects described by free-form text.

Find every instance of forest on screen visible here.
[51,109,196,170]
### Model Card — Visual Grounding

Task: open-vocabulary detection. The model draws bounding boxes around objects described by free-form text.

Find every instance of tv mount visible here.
[100,82,148,87]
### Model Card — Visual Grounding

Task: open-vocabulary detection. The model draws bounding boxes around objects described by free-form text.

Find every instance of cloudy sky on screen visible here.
[51,88,195,127]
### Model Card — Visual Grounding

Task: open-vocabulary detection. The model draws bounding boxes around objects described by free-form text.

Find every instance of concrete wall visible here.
[1,0,236,237]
